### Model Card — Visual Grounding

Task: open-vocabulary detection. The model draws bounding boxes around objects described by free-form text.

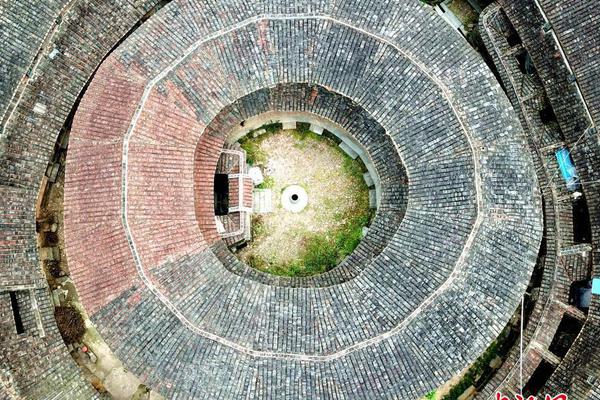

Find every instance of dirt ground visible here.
[37,155,70,285]
[238,130,370,273]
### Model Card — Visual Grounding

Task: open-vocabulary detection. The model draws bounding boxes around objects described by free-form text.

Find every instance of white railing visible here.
[217,149,252,238]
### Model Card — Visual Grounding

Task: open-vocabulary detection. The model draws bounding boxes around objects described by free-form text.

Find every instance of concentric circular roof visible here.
[63,0,542,398]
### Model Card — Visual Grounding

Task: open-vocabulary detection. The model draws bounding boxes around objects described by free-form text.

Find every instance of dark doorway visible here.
[539,104,558,124]
[515,50,535,75]
[523,360,556,396]
[569,279,592,312]
[505,27,522,47]
[214,174,229,216]
[573,195,591,243]
[548,314,584,357]
[9,291,25,334]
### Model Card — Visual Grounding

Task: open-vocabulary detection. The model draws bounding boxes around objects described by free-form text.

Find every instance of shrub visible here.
[54,306,85,344]
[262,122,281,134]
[301,235,338,274]
[441,333,506,399]
[239,139,267,166]
[44,231,59,246]
[239,122,282,165]
[296,122,311,134]
[250,216,266,237]
[442,375,474,400]
[257,175,275,189]
[47,261,62,278]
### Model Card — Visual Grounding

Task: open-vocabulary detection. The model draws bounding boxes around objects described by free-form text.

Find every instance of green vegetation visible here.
[291,128,322,149]
[442,374,475,400]
[342,151,368,177]
[250,215,267,238]
[257,175,275,189]
[262,122,281,134]
[298,235,339,273]
[296,121,312,134]
[240,137,267,166]
[296,210,369,276]
[337,212,371,255]
[54,305,86,344]
[441,324,513,400]
[249,209,372,277]
[240,122,282,165]
[421,0,484,54]
[447,0,478,27]
[425,391,437,400]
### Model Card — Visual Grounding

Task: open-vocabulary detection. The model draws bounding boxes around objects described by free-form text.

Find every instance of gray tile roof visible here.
[0,0,548,398]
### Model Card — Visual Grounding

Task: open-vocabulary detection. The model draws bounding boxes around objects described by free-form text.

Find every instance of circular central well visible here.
[282,185,308,212]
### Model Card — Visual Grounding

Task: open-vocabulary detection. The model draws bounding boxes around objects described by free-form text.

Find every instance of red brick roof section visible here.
[68,59,146,142]
[64,60,146,315]
[229,179,240,208]
[226,177,253,209]
[127,82,210,270]
[243,177,253,209]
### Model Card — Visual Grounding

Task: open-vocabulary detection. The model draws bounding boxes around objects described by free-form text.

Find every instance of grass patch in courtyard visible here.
[247,211,370,277]
[245,202,372,277]
[291,127,324,150]
[240,138,268,166]
[237,125,372,277]
[240,122,282,165]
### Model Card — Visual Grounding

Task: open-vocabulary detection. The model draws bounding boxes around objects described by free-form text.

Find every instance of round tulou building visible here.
[0,0,599,399]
